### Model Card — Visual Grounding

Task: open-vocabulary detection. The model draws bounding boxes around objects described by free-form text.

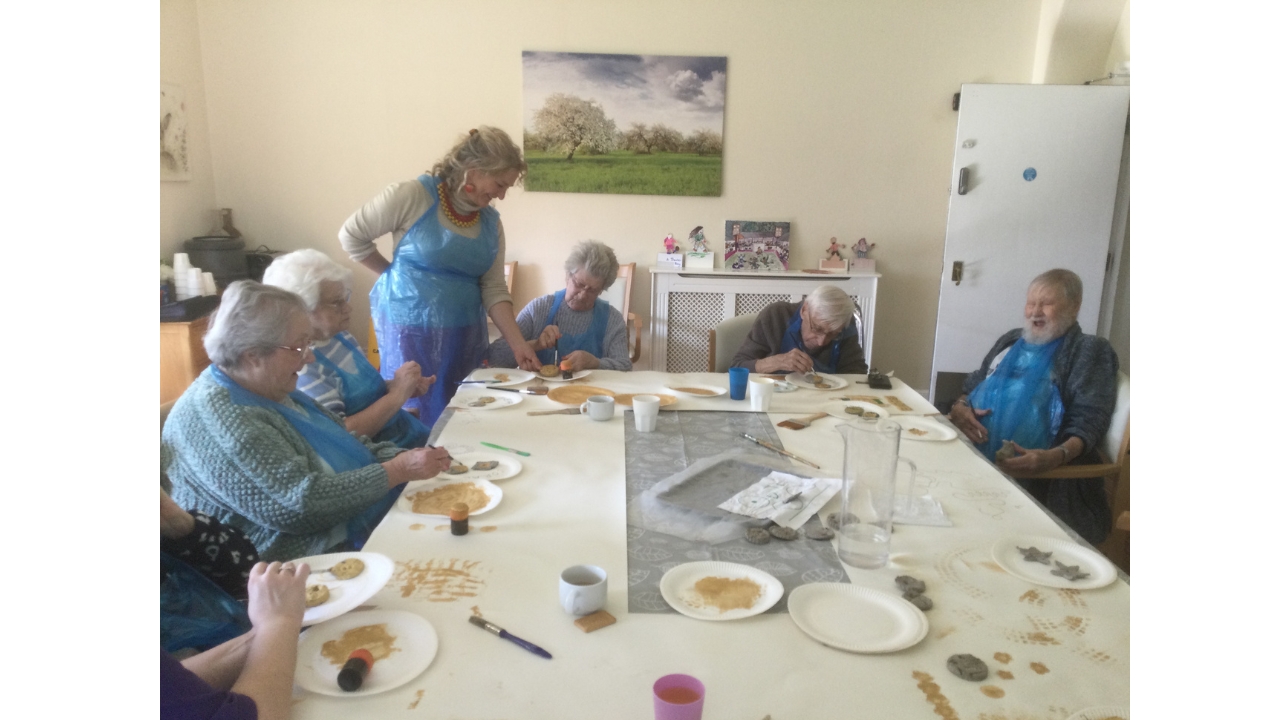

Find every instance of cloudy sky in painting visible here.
[523,52,726,136]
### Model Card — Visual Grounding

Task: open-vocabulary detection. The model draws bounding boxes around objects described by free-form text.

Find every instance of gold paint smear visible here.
[408,482,490,515]
[434,525,449,531]
[407,689,425,710]
[996,670,1014,680]
[980,685,1005,698]
[395,559,486,602]
[480,525,498,533]
[911,671,959,720]
[1029,662,1049,674]
[687,576,761,612]
[320,623,400,666]
[1018,589,1043,605]
[935,626,957,639]
[993,651,1012,663]
[409,523,425,530]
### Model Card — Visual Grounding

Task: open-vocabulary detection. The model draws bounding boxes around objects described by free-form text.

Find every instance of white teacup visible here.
[579,395,615,421]
[559,564,607,615]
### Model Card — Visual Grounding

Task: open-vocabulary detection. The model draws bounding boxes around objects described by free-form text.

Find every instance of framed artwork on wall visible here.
[725,221,790,272]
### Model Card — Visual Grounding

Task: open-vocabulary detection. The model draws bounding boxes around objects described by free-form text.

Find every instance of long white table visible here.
[292,371,1130,718]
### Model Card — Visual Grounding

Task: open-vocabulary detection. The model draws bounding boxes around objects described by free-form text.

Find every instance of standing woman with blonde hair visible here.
[340,127,540,425]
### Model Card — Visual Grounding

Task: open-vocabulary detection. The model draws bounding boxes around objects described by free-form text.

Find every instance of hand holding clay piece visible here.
[1050,561,1091,581]
[1017,546,1053,564]
[995,440,1018,462]
[947,654,988,681]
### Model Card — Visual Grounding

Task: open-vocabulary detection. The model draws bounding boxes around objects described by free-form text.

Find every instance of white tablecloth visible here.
[291,371,1130,719]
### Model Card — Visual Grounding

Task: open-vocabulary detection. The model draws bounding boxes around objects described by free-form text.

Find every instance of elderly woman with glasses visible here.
[488,240,632,372]
[263,249,432,449]
[162,280,453,561]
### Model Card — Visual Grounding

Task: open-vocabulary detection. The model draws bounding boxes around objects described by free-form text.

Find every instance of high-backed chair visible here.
[707,313,759,372]
[600,262,642,363]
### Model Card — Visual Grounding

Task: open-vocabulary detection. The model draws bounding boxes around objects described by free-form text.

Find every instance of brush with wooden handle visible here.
[527,408,582,416]
[776,412,828,430]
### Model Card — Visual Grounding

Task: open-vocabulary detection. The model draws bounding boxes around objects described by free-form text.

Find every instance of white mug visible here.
[559,564,607,615]
[748,377,774,411]
[632,395,660,432]
[579,395,615,421]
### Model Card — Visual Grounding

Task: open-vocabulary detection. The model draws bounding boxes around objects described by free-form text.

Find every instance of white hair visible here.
[261,249,352,311]
[564,240,619,290]
[804,285,857,329]
[204,280,308,368]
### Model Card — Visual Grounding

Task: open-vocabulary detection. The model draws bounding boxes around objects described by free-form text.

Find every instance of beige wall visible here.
[160,0,218,260]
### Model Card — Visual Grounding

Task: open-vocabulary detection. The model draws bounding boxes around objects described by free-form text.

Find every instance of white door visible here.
[930,83,1129,405]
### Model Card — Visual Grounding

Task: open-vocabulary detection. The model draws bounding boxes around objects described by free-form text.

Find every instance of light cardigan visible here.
[162,367,404,561]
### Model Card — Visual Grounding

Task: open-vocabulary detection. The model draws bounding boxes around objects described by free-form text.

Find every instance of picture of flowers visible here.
[725,221,791,271]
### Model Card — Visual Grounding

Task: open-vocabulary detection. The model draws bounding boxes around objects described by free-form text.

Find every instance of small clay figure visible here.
[853,237,876,258]
[768,525,798,541]
[446,463,469,474]
[908,594,933,611]
[471,461,499,471]
[895,575,926,595]
[825,237,846,260]
[995,440,1018,462]
[1050,561,1091,582]
[745,527,771,545]
[947,654,989,681]
[805,524,834,540]
[1016,546,1053,565]
[688,226,708,253]
[663,233,678,254]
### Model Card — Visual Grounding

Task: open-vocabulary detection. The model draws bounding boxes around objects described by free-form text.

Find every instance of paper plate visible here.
[397,478,503,517]
[1066,707,1128,720]
[293,552,395,627]
[787,583,929,653]
[833,400,893,421]
[615,393,677,407]
[664,383,728,398]
[659,561,783,620]
[786,372,849,390]
[449,388,523,410]
[891,416,957,442]
[435,452,522,482]
[546,385,615,405]
[540,369,593,383]
[295,609,438,697]
[462,368,535,387]
[991,536,1118,590]
[758,375,799,393]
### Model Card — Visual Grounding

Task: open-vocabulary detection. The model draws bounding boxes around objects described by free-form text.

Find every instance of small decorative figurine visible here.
[688,226,708,253]
[1016,546,1054,565]
[1049,561,1091,582]
[825,237,846,261]
[663,233,678,254]
[853,237,876,258]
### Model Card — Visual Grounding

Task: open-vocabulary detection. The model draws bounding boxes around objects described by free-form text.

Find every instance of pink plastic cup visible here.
[653,674,705,720]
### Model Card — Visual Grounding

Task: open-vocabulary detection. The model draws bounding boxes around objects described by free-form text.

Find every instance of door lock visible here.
[952,261,964,285]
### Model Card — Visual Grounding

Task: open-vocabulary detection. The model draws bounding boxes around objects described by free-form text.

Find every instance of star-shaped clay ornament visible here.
[1050,560,1091,582]
[1017,546,1054,565]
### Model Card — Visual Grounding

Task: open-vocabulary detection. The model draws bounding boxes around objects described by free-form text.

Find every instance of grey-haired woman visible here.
[340,126,537,426]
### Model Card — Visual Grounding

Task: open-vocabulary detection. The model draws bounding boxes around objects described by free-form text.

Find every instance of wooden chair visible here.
[707,313,759,372]
[600,262,642,363]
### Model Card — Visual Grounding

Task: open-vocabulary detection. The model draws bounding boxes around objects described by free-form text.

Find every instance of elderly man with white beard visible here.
[948,269,1120,543]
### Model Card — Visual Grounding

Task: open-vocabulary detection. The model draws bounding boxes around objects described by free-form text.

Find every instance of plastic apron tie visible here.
[534,290,611,365]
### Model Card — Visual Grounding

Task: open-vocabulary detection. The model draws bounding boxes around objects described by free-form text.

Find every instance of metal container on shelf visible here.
[185,235,247,288]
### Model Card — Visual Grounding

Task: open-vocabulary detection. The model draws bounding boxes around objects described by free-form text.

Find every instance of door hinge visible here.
[1105,251,1113,272]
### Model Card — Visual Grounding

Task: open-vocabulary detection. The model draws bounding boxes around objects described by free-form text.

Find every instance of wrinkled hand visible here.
[246,561,310,630]
[383,445,453,485]
[561,350,600,372]
[389,361,424,401]
[756,349,813,374]
[997,441,1063,475]
[949,403,992,444]
[413,374,436,397]
[512,340,542,372]
[533,325,562,352]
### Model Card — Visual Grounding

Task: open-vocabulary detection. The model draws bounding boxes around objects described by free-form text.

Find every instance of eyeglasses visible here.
[275,344,310,357]
[567,272,605,296]
[319,289,352,310]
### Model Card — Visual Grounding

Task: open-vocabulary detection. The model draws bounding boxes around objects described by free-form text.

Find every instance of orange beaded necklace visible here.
[438,182,479,228]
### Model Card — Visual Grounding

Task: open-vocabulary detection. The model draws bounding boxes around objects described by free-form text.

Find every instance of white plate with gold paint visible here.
[787,583,928,654]
[785,372,848,390]
[462,368,535,387]
[294,552,395,627]
[891,416,957,442]
[295,609,438,696]
[659,561,783,621]
[449,389,524,410]
[436,452,523,482]
[397,478,502,517]
[991,536,1117,590]
[539,369,593,383]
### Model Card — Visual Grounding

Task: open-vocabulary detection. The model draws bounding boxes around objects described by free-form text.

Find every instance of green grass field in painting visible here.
[524,151,722,196]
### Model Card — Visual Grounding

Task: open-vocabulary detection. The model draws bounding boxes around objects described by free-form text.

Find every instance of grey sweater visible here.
[488,293,632,370]
[730,301,868,374]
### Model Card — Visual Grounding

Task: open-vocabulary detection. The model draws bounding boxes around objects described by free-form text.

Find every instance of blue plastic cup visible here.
[728,367,749,400]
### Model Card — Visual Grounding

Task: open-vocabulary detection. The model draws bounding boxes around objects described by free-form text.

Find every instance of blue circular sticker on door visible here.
[1023,167,1037,181]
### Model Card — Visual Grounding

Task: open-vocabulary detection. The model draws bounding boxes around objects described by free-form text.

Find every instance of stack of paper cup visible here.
[202,272,217,296]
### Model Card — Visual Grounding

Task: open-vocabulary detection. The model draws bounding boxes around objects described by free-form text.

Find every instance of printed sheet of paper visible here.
[717,471,841,530]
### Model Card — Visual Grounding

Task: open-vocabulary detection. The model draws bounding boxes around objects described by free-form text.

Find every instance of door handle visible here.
[957,166,970,196]
[952,261,964,285]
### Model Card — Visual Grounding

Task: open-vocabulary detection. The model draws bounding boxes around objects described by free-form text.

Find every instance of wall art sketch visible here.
[160,83,190,181]
[522,51,726,196]
[725,221,790,271]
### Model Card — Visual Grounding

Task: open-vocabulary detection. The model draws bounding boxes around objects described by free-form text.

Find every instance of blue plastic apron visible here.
[370,175,499,426]
[534,290,612,365]
[969,337,1065,462]
[313,333,430,449]
[778,308,854,374]
[209,366,401,549]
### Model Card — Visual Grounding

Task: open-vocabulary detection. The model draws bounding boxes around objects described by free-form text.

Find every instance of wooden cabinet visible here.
[161,315,212,404]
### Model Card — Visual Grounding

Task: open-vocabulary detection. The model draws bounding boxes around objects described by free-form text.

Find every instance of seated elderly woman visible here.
[488,240,632,372]
[162,281,453,561]
[948,269,1119,543]
[263,249,433,448]
[731,285,868,374]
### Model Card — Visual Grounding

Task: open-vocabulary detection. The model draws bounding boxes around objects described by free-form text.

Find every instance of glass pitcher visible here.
[835,418,915,569]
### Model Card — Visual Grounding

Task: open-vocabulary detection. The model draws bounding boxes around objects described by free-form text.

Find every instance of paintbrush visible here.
[742,433,821,469]
[776,412,828,430]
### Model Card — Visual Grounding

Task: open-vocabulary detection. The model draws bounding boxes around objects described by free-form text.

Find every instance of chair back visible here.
[600,262,635,319]
[708,313,758,372]
[504,261,517,294]
[1101,370,1130,464]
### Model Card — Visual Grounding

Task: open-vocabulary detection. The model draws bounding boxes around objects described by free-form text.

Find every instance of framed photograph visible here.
[522,51,726,196]
[725,221,790,272]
